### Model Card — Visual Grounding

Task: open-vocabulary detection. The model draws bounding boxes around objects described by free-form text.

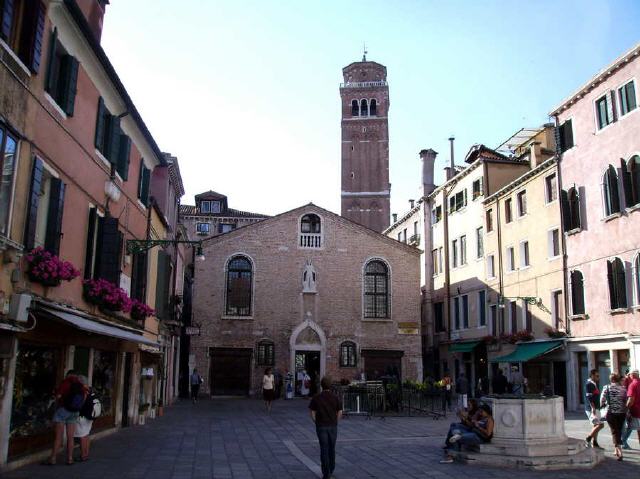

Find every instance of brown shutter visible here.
[96,217,121,285]
[83,207,97,279]
[61,55,79,116]
[24,157,44,251]
[1,0,14,41]
[44,178,65,255]
[19,0,46,73]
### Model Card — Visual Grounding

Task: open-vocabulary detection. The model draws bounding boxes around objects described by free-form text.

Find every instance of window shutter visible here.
[140,164,151,206]
[44,29,57,94]
[607,166,620,214]
[630,157,640,206]
[23,1,46,74]
[1,0,14,41]
[83,207,97,279]
[94,97,106,150]
[117,134,131,180]
[131,252,147,301]
[620,158,633,208]
[44,178,65,255]
[24,157,44,251]
[61,55,79,116]
[605,93,615,124]
[571,271,585,315]
[607,260,617,309]
[609,91,617,123]
[615,260,627,309]
[563,120,574,150]
[107,116,121,163]
[560,189,571,231]
[155,250,168,319]
[96,217,121,285]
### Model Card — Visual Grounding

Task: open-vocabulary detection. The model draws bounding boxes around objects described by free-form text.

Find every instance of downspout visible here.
[553,116,571,337]
[443,189,451,341]
[495,195,504,335]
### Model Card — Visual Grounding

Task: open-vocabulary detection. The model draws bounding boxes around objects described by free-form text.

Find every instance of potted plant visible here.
[130,299,155,322]
[482,335,499,345]
[514,330,535,342]
[83,278,132,312]
[544,327,568,339]
[24,247,80,287]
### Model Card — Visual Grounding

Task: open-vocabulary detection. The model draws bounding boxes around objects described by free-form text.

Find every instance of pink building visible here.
[551,43,640,410]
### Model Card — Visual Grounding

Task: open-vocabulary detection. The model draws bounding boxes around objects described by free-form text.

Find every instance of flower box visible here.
[130,300,155,322]
[83,278,132,313]
[25,248,80,287]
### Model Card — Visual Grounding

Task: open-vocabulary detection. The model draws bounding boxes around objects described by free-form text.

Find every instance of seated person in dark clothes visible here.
[441,404,494,463]
[443,398,480,446]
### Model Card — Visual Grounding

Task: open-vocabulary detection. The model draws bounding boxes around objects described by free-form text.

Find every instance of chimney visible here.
[392,213,398,223]
[419,149,438,196]
[449,136,455,170]
[444,166,453,181]
[409,199,415,209]
[77,0,109,43]
[530,141,542,168]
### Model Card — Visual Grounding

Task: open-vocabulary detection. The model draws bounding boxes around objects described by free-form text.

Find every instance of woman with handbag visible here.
[600,372,628,460]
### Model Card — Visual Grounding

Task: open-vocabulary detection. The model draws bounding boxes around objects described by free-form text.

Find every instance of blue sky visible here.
[101,0,640,218]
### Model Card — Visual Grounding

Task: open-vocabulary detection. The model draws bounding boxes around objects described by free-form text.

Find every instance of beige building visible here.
[192,204,422,397]
[483,126,567,396]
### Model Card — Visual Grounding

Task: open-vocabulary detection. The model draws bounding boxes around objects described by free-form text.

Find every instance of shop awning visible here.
[41,307,159,347]
[490,340,564,363]
[449,340,481,353]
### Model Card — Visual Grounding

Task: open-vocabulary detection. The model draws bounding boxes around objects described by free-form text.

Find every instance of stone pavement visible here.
[4,398,640,479]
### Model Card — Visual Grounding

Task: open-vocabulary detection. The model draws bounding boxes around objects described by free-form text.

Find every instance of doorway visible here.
[121,353,132,427]
[210,348,252,396]
[553,361,567,406]
[295,350,320,396]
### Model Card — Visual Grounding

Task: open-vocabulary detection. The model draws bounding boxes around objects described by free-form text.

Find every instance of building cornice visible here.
[483,157,557,204]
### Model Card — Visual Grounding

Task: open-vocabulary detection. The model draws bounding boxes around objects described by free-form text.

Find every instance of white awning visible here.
[41,307,159,346]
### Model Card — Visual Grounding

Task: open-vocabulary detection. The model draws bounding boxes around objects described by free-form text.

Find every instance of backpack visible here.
[64,381,86,412]
[79,389,102,420]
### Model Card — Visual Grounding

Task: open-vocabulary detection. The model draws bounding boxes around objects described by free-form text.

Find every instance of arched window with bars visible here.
[225,255,253,316]
[256,340,274,366]
[360,99,369,116]
[339,341,357,367]
[364,259,389,318]
[606,257,627,310]
[369,99,377,116]
[351,99,359,117]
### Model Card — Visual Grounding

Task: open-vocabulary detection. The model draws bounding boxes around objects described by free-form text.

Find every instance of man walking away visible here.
[191,368,203,403]
[585,369,605,449]
[309,377,342,479]
[492,369,509,395]
[456,372,469,408]
[622,369,640,449]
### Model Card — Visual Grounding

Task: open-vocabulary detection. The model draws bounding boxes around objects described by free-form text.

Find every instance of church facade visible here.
[191,204,422,397]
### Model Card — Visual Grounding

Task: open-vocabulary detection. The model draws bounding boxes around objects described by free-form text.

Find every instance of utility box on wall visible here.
[8,294,32,323]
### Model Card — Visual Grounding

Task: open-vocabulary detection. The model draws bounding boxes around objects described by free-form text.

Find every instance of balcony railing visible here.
[299,233,322,248]
[340,80,387,89]
[408,234,421,246]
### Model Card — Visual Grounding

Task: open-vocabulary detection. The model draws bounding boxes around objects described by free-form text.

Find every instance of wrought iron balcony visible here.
[408,234,421,246]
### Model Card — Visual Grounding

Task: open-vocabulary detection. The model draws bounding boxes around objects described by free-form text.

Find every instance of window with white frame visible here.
[595,92,615,129]
[517,190,527,216]
[506,246,515,272]
[196,222,210,234]
[552,290,564,329]
[452,239,458,268]
[487,254,495,278]
[486,208,494,232]
[218,223,234,234]
[618,80,637,117]
[460,235,467,266]
[200,200,211,213]
[339,341,357,367]
[210,201,222,213]
[472,178,483,200]
[476,226,483,258]
[545,173,558,203]
[432,249,439,275]
[548,228,560,258]
[0,124,18,236]
[519,240,530,268]
[504,198,513,223]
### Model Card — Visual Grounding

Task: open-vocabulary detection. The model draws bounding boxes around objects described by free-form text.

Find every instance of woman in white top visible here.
[263,368,275,413]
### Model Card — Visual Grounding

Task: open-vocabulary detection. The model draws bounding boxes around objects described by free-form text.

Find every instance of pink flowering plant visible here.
[130,299,155,321]
[82,278,132,312]
[25,247,80,286]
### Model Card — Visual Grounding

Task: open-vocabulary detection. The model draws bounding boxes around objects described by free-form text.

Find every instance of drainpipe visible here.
[553,116,571,337]
[495,195,504,335]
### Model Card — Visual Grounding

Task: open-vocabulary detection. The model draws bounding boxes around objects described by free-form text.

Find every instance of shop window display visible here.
[9,344,60,458]
[92,350,117,428]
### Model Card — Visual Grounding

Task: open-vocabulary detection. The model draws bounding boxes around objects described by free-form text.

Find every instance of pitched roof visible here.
[179,205,269,219]
[194,190,227,200]
[200,203,421,255]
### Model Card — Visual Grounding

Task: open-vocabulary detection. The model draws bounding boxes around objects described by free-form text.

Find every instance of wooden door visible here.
[210,348,252,395]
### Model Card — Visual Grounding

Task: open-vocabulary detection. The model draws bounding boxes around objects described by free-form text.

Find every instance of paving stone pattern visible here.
[4,399,640,479]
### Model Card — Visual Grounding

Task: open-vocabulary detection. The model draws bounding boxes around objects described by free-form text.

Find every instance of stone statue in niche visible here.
[302,260,317,293]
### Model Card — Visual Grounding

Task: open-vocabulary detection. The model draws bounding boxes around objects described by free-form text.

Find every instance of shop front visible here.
[2,302,158,464]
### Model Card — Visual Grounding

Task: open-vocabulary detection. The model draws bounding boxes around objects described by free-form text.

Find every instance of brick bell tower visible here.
[340,54,390,232]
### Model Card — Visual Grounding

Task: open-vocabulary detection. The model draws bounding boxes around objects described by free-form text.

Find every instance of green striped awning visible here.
[490,340,564,363]
[449,341,481,353]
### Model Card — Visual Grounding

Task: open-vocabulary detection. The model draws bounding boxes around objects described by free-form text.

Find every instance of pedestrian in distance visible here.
[622,369,640,449]
[191,368,203,403]
[584,369,605,449]
[455,372,469,409]
[263,367,275,414]
[309,376,343,479]
[600,372,627,460]
[74,375,102,462]
[43,369,87,466]
[492,368,509,395]
[442,371,452,411]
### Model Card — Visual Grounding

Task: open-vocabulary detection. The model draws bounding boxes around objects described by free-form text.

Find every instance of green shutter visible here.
[62,55,79,116]
[83,207,97,279]
[44,178,65,255]
[45,29,58,94]
[1,0,15,41]
[621,158,633,208]
[24,157,44,251]
[117,134,131,180]
[96,216,121,285]
[107,116,121,164]
[155,251,167,319]
[141,164,150,206]
[94,97,106,151]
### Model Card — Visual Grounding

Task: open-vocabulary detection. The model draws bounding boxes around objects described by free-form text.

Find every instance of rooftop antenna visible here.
[362,43,368,61]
